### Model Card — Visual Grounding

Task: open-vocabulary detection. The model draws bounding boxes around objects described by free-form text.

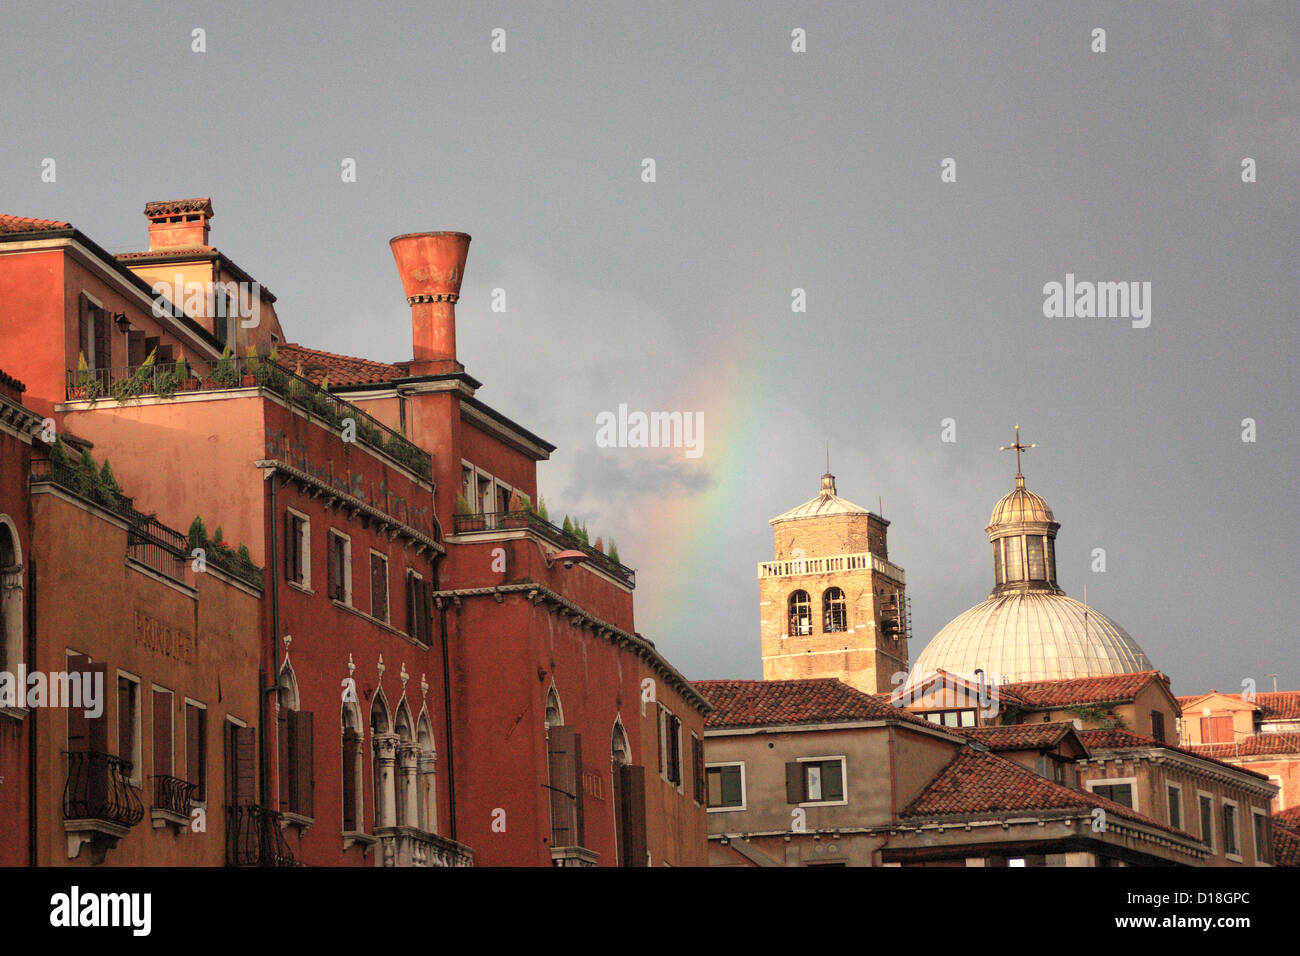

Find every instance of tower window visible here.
[823,588,847,633]
[787,590,812,637]
[993,540,1004,585]
[1004,536,1024,582]
[1026,535,1045,579]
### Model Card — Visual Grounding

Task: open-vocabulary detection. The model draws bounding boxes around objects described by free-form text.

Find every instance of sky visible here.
[2,2,1296,696]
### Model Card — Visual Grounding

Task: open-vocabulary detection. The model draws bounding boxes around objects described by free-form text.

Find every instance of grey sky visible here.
[2,2,1296,695]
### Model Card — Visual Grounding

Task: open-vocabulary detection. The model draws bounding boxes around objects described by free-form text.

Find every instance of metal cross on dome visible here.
[1000,424,1036,476]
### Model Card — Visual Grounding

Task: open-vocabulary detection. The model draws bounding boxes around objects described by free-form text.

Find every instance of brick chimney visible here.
[144,198,213,250]
[389,231,471,374]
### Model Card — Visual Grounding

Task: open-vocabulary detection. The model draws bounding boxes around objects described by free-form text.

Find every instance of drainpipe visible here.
[431,518,456,842]
[27,556,37,867]
[261,471,282,808]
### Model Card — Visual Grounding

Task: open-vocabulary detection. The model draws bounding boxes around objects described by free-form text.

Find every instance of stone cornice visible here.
[431,582,710,714]
[254,459,443,557]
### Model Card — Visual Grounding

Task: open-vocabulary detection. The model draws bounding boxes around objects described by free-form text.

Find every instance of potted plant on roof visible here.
[212,345,239,388]
[242,344,260,387]
[174,356,198,391]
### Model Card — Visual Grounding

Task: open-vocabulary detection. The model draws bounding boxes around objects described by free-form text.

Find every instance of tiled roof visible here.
[901,747,1193,840]
[1187,733,1300,759]
[1275,807,1300,829]
[144,198,213,217]
[1273,821,1300,867]
[696,678,943,731]
[1002,670,1168,708]
[962,722,1083,753]
[0,368,27,392]
[115,246,215,260]
[1079,729,1271,781]
[277,343,410,387]
[1257,692,1300,721]
[0,214,71,234]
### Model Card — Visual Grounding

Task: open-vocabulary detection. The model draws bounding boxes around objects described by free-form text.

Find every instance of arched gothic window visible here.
[341,702,364,832]
[0,520,23,678]
[416,713,437,833]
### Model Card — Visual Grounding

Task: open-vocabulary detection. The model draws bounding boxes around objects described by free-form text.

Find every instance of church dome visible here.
[988,481,1055,526]
[911,591,1152,685]
[909,429,1154,685]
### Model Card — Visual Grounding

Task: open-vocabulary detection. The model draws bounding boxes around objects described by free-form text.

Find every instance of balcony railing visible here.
[65,357,432,481]
[453,509,636,588]
[151,774,197,818]
[30,458,264,589]
[757,550,906,585]
[225,803,296,867]
[374,825,474,867]
[63,750,145,829]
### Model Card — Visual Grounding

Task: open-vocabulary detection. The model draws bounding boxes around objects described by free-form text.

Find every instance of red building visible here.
[0,202,708,866]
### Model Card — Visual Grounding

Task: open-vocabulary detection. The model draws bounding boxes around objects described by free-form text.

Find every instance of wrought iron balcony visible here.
[374,825,474,867]
[453,509,635,588]
[225,803,296,867]
[151,774,197,819]
[64,356,432,481]
[63,750,145,829]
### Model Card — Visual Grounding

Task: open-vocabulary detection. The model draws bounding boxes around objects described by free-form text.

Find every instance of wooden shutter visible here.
[187,704,205,800]
[93,309,111,372]
[342,730,359,830]
[371,554,387,621]
[234,725,256,806]
[117,676,132,760]
[78,315,91,367]
[284,513,296,582]
[616,764,648,866]
[785,762,805,804]
[328,536,342,600]
[655,707,664,776]
[406,572,416,636]
[66,656,108,752]
[278,706,290,811]
[289,710,314,817]
[667,715,681,784]
[692,735,705,803]
[153,690,172,776]
[548,726,580,848]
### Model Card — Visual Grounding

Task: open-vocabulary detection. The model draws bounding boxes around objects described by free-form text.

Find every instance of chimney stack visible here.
[144,198,214,250]
[389,231,471,374]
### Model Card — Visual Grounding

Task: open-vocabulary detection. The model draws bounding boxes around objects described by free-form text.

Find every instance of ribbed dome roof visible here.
[911,591,1152,685]
[988,476,1055,527]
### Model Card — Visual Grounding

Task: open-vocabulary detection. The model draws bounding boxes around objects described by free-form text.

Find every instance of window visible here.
[547,725,585,848]
[1090,782,1134,808]
[1201,715,1233,744]
[370,552,389,622]
[341,704,364,832]
[1222,802,1238,856]
[224,719,256,809]
[185,701,207,802]
[1004,535,1023,582]
[152,687,174,778]
[406,570,431,644]
[1150,710,1166,743]
[787,590,812,637]
[496,482,512,514]
[117,674,141,785]
[1199,793,1214,848]
[706,763,745,810]
[0,520,23,679]
[691,733,705,804]
[788,757,846,805]
[461,464,474,506]
[1045,538,1056,583]
[1026,535,1045,579]
[823,587,847,633]
[284,511,308,587]
[78,294,111,373]
[327,531,351,604]
[992,540,1004,585]
[1166,784,1182,830]
[476,474,492,515]
[925,709,976,728]
[1254,811,1271,864]
[657,707,682,786]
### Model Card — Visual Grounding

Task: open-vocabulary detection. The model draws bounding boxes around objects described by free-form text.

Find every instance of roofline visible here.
[114,246,278,303]
[0,229,223,357]
[704,716,967,744]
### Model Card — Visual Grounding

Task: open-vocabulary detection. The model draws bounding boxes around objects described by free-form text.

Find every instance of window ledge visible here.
[343,830,378,854]
[286,580,314,596]
[151,808,190,830]
[281,811,314,833]
[550,845,600,867]
[1226,853,1243,863]
[0,706,29,722]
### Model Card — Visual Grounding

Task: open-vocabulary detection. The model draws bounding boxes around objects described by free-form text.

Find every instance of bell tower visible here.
[757,471,909,694]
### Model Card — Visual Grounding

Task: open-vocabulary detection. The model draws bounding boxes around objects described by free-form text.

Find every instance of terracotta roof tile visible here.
[277,343,410,388]
[1257,692,1300,721]
[1275,807,1300,829]
[1001,670,1168,708]
[901,747,1194,840]
[1079,729,1271,781]
[0,214,71,234]
[695,678,944,731]
[114,246,216,260]
[1186,732,1300,759]
[144,198,213,217]
[1273,822,1300,867]
[0,368,28,392]
[962,722,1083,753]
